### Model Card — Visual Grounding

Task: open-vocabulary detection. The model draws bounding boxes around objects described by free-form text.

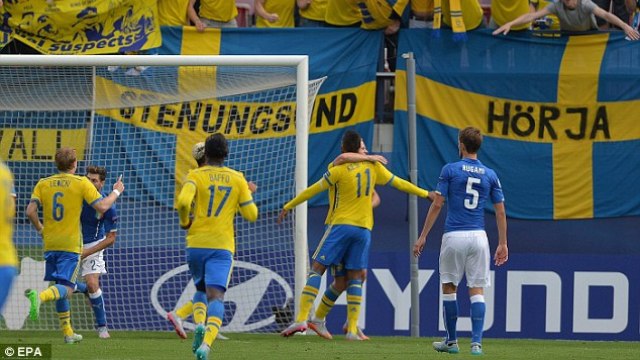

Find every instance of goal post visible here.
[0,55,321,332]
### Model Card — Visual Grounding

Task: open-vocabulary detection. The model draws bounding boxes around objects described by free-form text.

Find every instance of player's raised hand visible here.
[494,244,509,266]
[368,154,388,165]
[113,174,125,195]
[248,181,257,193]
[277,209,288,224]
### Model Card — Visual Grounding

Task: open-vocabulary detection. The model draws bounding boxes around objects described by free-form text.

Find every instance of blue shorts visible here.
[0,266,17,312]
[187,248,233,292]
[330,263,346,278]
[313,225,370,270]
[44,251,81,287]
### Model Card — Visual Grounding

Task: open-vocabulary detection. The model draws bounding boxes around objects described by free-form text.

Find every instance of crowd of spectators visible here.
[1,1,638,56]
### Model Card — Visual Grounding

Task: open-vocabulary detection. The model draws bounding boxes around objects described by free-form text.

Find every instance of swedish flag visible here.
[394,29,640,220]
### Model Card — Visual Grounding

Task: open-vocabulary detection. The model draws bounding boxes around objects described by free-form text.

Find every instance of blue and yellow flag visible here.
[94,27,381,207]
[393,29,640,220]
[2,0,160,54]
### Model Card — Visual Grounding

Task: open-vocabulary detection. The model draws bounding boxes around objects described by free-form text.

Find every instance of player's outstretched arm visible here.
[413,193,444,257]
[388,175,429,198]
[93,177,125,213]
[277,179,328,223]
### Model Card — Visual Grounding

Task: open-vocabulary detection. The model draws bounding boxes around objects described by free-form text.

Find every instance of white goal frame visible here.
[0,54,310,320]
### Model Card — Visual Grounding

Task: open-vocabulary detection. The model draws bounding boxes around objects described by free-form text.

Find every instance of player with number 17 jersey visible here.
[437,158,504,232]
[178,166,257,253]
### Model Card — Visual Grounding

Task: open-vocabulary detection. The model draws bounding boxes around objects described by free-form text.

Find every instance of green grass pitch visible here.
[1,331,639,360]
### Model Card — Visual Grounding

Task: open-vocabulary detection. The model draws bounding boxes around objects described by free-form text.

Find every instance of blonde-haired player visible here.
[25,147,124,343]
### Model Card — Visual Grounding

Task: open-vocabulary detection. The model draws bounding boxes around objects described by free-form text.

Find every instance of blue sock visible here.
[89,289,107,327]
[470,295,486,344]
[442,294,458,343]
[74,282,88,294]
[207,298,224,320]
[193,291,207,305]
[55,298,70,313]
[55,284,69,299]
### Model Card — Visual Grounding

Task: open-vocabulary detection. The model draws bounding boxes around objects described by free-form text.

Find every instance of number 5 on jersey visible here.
[464,177,480,209]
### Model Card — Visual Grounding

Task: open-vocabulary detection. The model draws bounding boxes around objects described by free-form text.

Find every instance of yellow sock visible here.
[314,285,341,320]
[295,285,319,323]
[193,302,207,325]
[176,301,193,320]
[58,311,73,337]
[203,316,222,347]
[39,286,62,303]
[346,280,363,334]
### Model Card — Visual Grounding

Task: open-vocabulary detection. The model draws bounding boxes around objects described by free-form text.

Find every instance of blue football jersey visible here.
[81,190,118,244]
[436,158,504,232]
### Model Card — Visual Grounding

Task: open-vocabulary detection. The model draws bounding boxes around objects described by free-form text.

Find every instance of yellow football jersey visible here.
[491,0,530,30]
[200,0,238,22]
[300,0,327,21]
[325,0,361,26]
[0,161,18,268]
[256,0,295,27]
[158,0,190,26]
[286,162,428,230]
[30,173,102,254]
[178,165,257,253]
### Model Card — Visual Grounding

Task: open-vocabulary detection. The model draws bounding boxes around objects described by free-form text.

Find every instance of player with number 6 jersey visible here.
[25,147,124,344]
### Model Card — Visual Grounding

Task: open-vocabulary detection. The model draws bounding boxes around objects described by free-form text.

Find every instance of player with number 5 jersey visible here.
[177,133,257,360]
[413,127,508,356]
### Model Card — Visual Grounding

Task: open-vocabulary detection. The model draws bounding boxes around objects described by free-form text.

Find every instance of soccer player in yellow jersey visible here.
[167,142,229,341]
[279,130,430,340]
[177,134,257,360]
[0,160,17,314]
[307,139,383,341]
[24,147,124,344]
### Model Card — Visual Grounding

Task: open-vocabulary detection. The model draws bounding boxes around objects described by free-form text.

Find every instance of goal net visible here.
[0,55,324,334]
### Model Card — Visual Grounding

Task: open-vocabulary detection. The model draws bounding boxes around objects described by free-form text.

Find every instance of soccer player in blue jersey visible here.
[279,130,431,340]
[25,147,124,344]
[413,127,509,356]
[0,160,17,314]
[78,165,118,339]
[177,134,258,360]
